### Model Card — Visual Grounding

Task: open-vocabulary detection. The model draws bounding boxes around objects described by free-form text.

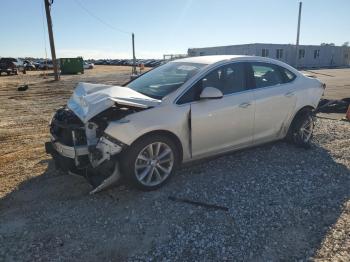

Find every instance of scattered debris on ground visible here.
[317,98,350,113]
[17,84,29,91]
[168,196,229,211]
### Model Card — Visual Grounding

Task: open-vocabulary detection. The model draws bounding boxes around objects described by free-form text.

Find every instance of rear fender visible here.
[285,105,315,137]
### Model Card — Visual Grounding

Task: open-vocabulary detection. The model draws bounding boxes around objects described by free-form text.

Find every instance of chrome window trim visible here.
[175,82,294,107]
[173,59,299,106]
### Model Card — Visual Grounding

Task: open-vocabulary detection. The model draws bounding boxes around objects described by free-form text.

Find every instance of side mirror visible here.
[200,86,223,99]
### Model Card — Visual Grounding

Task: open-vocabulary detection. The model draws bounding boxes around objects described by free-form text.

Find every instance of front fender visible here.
[103,104,192,160]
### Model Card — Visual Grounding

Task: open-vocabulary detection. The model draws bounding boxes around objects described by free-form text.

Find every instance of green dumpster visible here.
[59,57,84,74]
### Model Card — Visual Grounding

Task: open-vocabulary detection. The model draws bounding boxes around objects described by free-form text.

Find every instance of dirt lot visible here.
[301,68,350,100]
[0,66,349,261]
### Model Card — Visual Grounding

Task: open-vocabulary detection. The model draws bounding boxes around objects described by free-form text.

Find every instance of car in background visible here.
[0,58,24,76]
[23,60,36,71]
[92,59,163,67]
[143,59,156,67]
[83,62,94,69]
[46,55,325,192]
[38,60,54,70]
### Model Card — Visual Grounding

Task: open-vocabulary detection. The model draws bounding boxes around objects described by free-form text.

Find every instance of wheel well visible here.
[131,130,183,163]
[289,105,315,130]
[295,105,315,117]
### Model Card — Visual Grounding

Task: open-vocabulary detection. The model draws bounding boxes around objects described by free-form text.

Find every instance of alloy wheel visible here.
[134,142,174,186]
[298,116,314,143]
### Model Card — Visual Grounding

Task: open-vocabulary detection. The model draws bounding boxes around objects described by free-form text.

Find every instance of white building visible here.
[188,43,350,68]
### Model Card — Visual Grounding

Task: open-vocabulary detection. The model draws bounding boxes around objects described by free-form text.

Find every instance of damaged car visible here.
[45,55,325,193]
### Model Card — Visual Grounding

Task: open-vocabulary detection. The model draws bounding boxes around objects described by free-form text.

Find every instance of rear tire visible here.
[287,109,314,148]
[120,135,180,191]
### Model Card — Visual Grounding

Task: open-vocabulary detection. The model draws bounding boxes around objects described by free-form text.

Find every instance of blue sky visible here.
[1,0,349,59]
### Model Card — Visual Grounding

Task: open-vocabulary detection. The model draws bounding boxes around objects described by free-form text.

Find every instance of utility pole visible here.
[44,0,59,80]
[132,33,137,75]
[295,1,302,69]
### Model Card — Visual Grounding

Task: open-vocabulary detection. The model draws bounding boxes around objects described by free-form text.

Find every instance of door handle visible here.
[285,91,294,97]
[239,102,252,108]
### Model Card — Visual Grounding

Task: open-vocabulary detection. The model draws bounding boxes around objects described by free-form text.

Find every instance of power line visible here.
[73,0,131,35]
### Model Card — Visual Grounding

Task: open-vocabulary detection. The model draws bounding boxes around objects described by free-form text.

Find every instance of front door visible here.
[189,62,255,158]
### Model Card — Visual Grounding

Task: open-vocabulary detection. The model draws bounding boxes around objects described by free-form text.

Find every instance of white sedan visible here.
[46,55,325,192]
[84,62,94,69]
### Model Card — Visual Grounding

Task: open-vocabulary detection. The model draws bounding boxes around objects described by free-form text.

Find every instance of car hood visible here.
[67,82,161,123]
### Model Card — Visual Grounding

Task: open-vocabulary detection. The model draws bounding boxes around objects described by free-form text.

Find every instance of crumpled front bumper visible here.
[45,138,89,159]
[45,135,125,193]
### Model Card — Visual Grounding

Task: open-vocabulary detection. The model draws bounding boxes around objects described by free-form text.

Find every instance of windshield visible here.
[127,62,206,99]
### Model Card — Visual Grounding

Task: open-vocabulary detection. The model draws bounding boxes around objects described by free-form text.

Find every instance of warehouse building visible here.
[188,43,350,68]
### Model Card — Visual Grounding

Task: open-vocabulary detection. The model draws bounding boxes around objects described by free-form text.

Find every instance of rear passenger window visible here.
[280,67,296,83]
[251,63,284,88]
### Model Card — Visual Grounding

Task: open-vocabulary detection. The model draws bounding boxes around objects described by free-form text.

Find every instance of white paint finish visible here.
[104,104,192,160]
[199,87,223,99]
[252,82,297,143]
[191,91,254,157]
[294,77,325,111]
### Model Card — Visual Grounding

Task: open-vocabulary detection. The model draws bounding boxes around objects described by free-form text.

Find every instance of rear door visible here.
[248,62,297,143]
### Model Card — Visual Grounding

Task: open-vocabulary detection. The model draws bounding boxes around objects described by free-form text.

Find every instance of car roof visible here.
[173,55,280,65]
[174,55,248,64]
[172,55,299,74]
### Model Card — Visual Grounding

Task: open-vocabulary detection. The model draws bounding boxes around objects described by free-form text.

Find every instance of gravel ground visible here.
[0,118,349,261]
[0,67,349,261]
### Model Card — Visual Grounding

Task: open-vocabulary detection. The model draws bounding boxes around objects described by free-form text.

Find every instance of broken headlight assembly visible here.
[89,132,127,167]
[101,132,126,148]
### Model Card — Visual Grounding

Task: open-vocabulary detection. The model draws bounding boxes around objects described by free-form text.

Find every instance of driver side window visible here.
[177,62,246,104]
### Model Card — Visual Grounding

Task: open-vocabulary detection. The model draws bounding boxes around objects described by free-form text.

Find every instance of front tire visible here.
[120,135,180,190]
[287,109,314,148]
